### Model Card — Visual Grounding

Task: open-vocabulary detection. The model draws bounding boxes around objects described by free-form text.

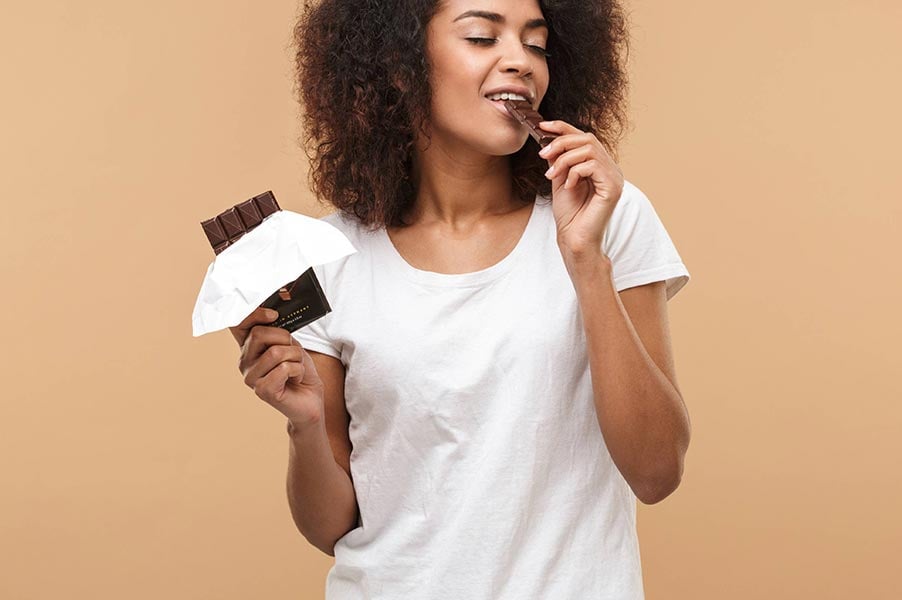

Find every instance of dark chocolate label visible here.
[258,267,332,333]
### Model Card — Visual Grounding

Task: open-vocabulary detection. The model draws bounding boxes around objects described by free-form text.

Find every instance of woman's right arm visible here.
[286,411,359,557]
[230,308,359,557]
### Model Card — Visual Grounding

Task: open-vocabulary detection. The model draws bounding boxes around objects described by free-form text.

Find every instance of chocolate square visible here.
[201,217,228,248]
[236,199,263,229]
[253,191,280,218]
[218,208,245,241]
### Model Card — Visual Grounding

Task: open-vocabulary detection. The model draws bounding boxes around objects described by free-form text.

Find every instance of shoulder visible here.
[313,209,382,244]
[305,209,380,282]
[316,209,355,234]
[617,179,653,213]
[604,179,662,236]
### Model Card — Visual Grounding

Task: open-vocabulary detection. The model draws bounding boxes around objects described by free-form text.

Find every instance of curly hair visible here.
[292,0,630,231]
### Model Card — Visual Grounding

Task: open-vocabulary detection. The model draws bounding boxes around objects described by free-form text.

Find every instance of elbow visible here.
[638,424,691,505]
[304,531,337,557]
[636,473,681,505]
[636,459,685,505]
[308,518,358,557]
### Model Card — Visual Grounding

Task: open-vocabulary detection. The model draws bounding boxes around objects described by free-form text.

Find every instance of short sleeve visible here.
[601,181,691,301]
[290,263,343,360]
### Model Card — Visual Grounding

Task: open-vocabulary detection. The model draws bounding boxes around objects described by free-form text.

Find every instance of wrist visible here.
[559,244,612,274]
[286,414,324,439]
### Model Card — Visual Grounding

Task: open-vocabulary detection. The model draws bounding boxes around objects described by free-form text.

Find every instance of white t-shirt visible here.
[293,180,690,600]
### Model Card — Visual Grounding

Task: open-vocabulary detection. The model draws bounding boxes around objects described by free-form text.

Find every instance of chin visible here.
[471,133,530,157]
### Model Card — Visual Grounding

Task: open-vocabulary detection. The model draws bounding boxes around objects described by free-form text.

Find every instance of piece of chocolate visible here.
[201,217,228,249]
[200,190,283,255]
[236,199,263,229]
[253,191,280,218]
[219,208,245,241]
[503,99,559,148]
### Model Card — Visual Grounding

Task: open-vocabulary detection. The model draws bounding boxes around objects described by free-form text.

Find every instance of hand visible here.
[537,120,625,256]
[229,307,325,428]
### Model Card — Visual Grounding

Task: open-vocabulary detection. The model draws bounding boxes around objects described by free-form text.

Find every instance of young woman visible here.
[231,0,691,597]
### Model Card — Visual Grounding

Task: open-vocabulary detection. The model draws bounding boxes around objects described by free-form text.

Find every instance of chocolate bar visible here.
[503,99,559,148]
[200,190,281,254]
[199,191,332,333]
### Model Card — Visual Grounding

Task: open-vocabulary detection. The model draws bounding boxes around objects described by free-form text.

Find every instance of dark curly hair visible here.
[292,0,630,231]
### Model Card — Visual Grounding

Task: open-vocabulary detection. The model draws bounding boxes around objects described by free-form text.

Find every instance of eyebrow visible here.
[452,10,548,30]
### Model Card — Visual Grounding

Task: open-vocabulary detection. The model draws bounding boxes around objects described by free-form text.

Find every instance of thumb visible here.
[230,307,280,346]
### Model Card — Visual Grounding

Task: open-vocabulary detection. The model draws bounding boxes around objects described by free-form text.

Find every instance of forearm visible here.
[563,249,690,504]
[286,418,359,556]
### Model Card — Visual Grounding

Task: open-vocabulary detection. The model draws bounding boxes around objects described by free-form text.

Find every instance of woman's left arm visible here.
[538,120,691,505]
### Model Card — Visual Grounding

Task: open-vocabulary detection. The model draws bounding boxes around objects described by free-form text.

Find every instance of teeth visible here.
[487,92,528,102]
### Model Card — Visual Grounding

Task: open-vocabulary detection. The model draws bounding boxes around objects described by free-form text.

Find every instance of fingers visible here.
[536,120,591,161]
[229,307,280,346]
[562,159,603,190]
[543,145,594,182]
[538,131,597,164]
[253,359,305,404]
[537,120,583,137]
[238,324,294,373]
[242,343,305,388]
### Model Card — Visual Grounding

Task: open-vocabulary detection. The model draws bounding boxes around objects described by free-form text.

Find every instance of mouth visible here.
[486,97,528,120]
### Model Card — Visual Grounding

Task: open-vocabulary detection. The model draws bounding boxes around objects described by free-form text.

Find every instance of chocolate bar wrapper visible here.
[258,267,331,333]
[192,210,357,337]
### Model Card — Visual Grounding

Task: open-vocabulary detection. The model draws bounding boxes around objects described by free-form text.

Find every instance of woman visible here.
[231,0,692,597]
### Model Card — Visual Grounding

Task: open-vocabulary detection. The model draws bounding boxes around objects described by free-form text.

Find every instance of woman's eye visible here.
[465,38,550,58]
[526,45,551,58]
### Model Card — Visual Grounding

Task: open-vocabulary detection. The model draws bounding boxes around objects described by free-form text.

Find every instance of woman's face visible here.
[422,0,550,158]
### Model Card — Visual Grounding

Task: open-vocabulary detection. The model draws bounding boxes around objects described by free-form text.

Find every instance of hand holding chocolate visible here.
[191,191,357,337]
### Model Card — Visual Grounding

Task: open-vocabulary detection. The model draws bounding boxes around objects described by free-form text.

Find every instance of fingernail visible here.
[266,309,279,320]
[545,166,555,177]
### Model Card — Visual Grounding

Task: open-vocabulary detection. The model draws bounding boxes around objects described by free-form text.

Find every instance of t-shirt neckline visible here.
[377,198,544,288]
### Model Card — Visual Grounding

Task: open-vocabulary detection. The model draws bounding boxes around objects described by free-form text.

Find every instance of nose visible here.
[496,36,533,77]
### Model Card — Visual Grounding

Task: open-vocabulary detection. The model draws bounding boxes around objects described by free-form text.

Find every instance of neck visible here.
[406,137,524,231]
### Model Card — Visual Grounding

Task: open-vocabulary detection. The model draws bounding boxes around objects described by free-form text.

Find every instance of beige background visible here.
[1,1,899,598]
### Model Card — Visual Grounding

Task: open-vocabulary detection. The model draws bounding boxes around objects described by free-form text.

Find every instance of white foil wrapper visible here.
[192,210,356,337]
